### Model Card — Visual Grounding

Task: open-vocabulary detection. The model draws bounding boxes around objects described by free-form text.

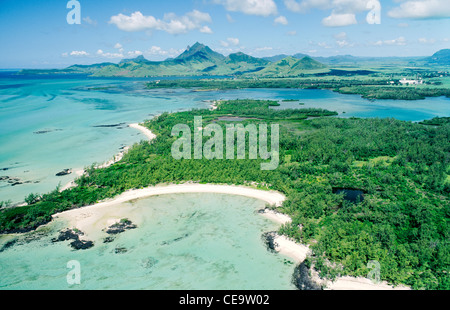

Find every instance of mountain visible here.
[255,56,327,76]
[19,43,272,77]
[263,54,290,62]
[427,49,450,65]
[175,42,225,63]
[18,44,446,78]
[119,55,153,64]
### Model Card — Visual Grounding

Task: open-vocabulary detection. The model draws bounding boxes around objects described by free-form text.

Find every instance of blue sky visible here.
[1,0,449,68]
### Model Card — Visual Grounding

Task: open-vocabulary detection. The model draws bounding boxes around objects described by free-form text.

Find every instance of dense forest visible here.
[0,99,449,289]
[146,78,450,100]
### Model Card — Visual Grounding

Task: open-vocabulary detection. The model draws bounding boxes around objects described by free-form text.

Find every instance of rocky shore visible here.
[51,228,94,250]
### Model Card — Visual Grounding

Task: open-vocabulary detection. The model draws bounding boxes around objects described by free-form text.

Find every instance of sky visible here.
[0,0,449,68]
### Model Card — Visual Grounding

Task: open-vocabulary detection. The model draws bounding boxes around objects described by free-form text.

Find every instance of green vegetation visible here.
[419,117,450,126]
[337,85,450,100]
[1,99,449,290]
[147,77,450,100]
[255,56,328,77]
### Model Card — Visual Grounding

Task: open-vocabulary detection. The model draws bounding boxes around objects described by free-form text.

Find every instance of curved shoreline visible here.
[53,122,409,290]
[53,183,288,238]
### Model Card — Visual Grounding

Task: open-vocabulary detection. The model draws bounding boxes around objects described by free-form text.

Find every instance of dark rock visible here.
[114,246,127,254]
[262,231,278,253]
[161,233,189,246]
[56,169,72,176]
[52,229,82,242]
[0,239,18,253]
[52,228,94,250]
[70,239,94,250]
[291,262,322,290]
[92,123,126,128]
[104,219,137,235]
[103,236,115,243]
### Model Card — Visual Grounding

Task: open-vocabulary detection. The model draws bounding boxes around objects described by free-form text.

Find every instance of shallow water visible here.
[1,74,449,203]
[0,193,296,290]
[1,73,450,290]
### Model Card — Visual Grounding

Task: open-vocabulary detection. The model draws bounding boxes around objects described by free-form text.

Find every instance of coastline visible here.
[52,121,409,290]
[60,123,156,192]
[53,183,288,239]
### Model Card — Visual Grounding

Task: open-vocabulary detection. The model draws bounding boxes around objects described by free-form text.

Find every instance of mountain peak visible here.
[119,54,149,64]
[175,42,225,62]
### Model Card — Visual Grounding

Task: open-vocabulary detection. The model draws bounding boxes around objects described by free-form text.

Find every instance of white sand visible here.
[129,123,157,140]
[53,183,286,239]
[273,234,311,263]
[53,122,409,290]
[325,276,410,290]
[260,208,292,225]
[60,123,155,192]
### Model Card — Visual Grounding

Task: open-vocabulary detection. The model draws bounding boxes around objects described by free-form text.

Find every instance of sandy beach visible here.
[53,122,409,290]
[129,123,157,140]
[60,123,155,192]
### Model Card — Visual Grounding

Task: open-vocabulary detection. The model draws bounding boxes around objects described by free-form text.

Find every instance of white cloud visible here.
[336,40,350,47]
[284,0,372,13]
[226,13,235,23]
[322,12,357,27]
[334,31,347,39]
[388,0,450,19]
[96,49,124,58]
[126,50,143,58]
[221,37,240,47]
[286,30,297,36]
[285,0,382,26]
[333,32,354,47]
[70,51,90,57]
[311,41,333,49]
[254,46,273,52]
[146,46,183,59]
[82,16,97,26]
[284,0,331,13]
[418,37,436,44]
[372,37,407,46]
[214,0,278,16]
[274,15,289,25]
[114,43,123,49]
[199,25,213,34]
[109,10,212,34]
[147,46,168,56]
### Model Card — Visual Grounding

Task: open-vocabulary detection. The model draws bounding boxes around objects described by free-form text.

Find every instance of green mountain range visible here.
[17,43,449,78]
[18,42,323,78]
[257,56,328,76]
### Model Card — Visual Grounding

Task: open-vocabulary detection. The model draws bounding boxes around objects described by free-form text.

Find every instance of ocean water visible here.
[1,73,449,203]
[1,73,450,290]
[0,193,296,290]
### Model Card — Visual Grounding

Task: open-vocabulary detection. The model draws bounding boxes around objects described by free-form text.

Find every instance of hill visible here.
[17,44,448,77]
[255,56,327,77]
[427,49,450,65]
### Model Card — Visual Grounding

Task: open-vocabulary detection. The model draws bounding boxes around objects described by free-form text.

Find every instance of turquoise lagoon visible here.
[0,193,296,290]
[0,72,449,289]
[1,73,449,204]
